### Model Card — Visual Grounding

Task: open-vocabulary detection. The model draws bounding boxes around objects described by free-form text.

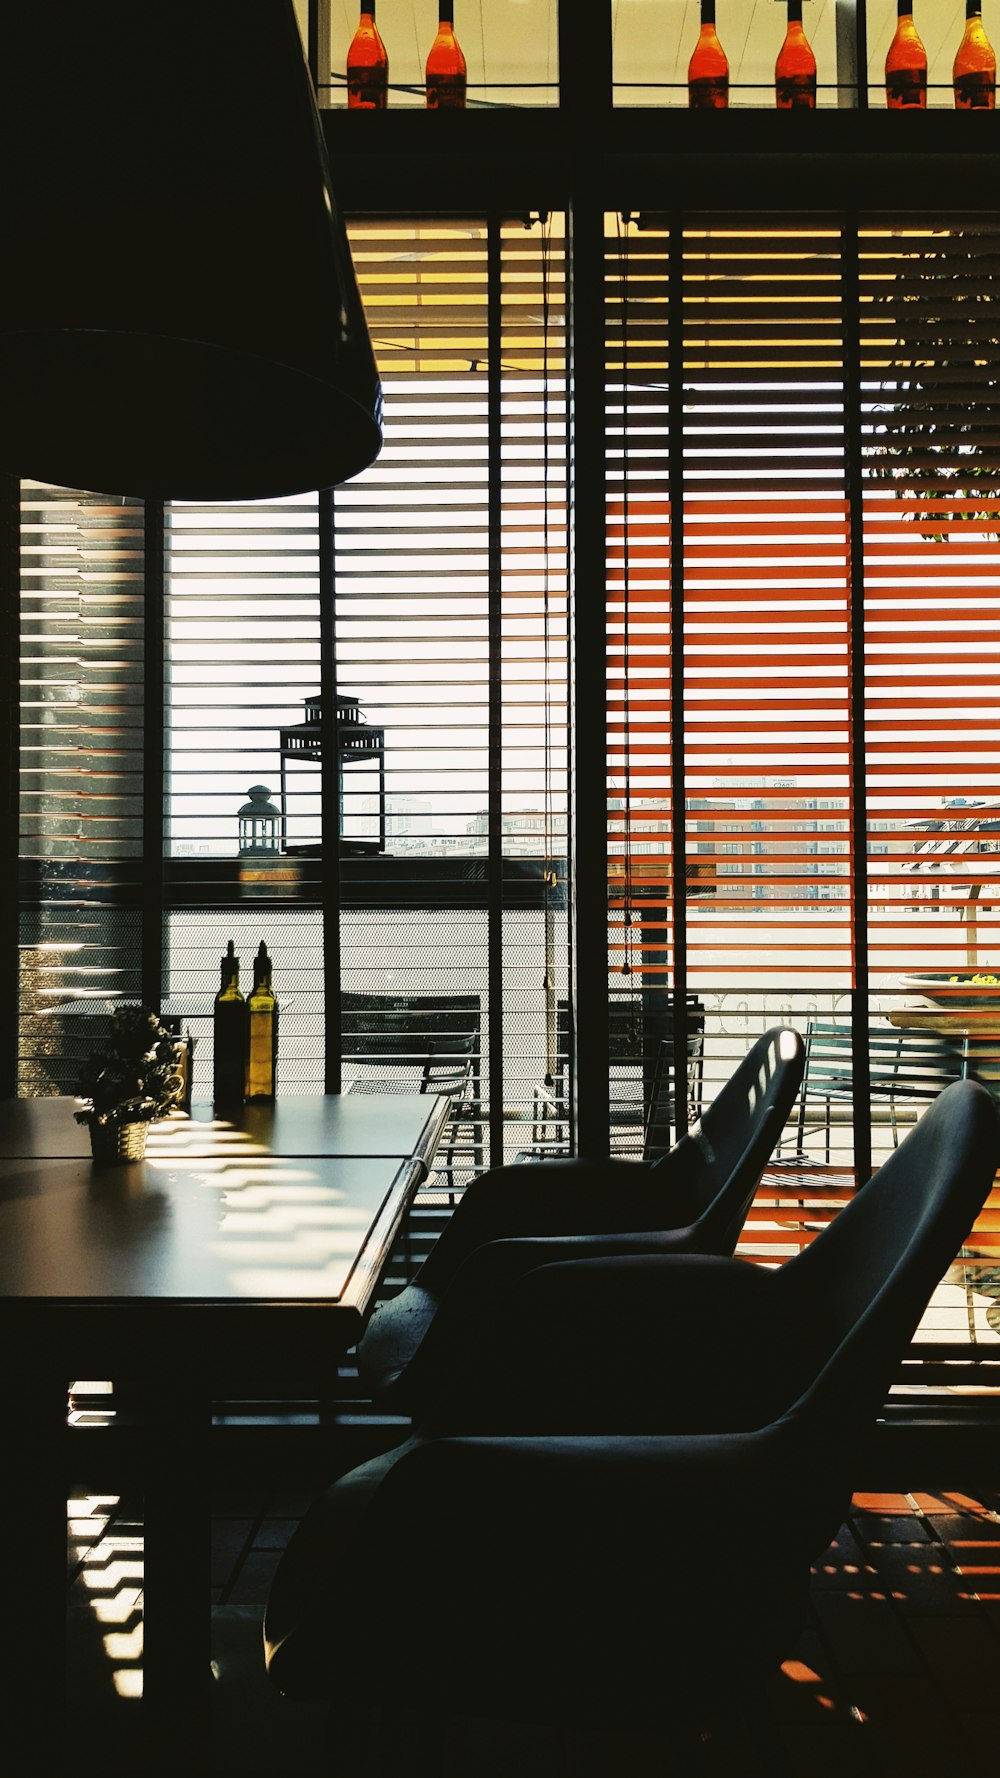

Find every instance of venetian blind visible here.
[605,212,1000,1328]
[18,484,147,1092]
[606,216,852,1154]
[861,221,1000,1007]
[334,215,569,1169]
[860,219,1000,1338]
[163,495,325,1090]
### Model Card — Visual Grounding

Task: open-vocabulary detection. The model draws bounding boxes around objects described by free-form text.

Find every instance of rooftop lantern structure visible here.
[238,787,282,858]
[279,697,386,857]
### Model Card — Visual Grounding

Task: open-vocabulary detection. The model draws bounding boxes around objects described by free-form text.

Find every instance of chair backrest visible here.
[341,991,481,1062]
[784,1077,999,1439]
[655,1025,806,1252]
[420,1034,476,1101]
[800,1017,962,1106]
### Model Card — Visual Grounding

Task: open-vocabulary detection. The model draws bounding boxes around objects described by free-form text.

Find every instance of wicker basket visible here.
[88,1119,149,1162]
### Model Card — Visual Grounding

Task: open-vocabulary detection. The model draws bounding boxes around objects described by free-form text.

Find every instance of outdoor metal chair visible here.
[341,990,484,1189]
[419,1035,484,1189]
[784,1016,964,1164]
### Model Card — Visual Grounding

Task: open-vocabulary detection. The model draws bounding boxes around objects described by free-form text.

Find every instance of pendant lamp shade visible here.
[0,4,382,499]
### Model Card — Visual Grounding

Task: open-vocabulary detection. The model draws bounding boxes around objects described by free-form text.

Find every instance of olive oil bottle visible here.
[213,939,248,1109]
[247,940,279,1101]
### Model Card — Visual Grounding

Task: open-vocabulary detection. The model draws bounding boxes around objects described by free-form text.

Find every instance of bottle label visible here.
[886,68,927,106]
[955,70,995,108]
[248,1008,276,1099]
[776,74,816,108]
[689,75,729,108]
[348,72,388,108]
[427,77,466,108]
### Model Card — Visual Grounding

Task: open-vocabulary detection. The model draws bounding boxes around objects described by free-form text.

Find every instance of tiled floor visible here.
[64,1473,1000,1777]
[67,1473,330,1777]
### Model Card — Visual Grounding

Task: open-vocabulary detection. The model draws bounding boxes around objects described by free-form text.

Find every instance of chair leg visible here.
[332,1707,445,1778]
[697,1694,794,1778]
[962,1246,978,1344]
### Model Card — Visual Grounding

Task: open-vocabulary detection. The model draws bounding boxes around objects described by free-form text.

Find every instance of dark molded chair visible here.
[355,1025,805,1413]
[264,1079,1000,1763]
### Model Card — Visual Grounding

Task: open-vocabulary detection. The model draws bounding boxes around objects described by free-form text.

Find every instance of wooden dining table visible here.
[0,1091,449,1770]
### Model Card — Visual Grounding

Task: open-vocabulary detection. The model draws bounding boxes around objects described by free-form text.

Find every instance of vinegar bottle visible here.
[346,4,388,109]
[688,0,729,108]
[426,1,467,109]
[885,0,927,108]
[247,941,279,1102]
[213,940,248,1110]
[775,0,817,108]
[953,0,996,108]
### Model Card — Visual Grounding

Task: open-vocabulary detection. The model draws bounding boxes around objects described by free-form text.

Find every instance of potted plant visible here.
[74,1004,185,1161]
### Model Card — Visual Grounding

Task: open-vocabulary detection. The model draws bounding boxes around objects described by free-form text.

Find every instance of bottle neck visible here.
[701,0,716,22]
[897,0,913,15]
[966,0,982,16]
[361,3,376,18]
[787,0,803,21]
[438,1,455,22]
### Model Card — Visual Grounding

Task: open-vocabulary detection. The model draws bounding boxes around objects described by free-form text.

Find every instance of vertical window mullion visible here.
[669,214,690,1139]
[842,215,872,1181]
[320,484,342,1093]
[1,475,19,1096]
[142,498,165,1012]
[571,198,612,1157]
[487,212,504,1166]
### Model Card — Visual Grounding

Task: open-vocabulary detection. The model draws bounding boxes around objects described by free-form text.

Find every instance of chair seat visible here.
[264,1424,814,1722]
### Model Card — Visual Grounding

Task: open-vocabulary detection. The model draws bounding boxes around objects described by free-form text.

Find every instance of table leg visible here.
[0,1370,69,1767]
[140,1378,212,1769]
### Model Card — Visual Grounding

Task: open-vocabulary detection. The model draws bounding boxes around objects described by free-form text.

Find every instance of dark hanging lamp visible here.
[0,3,382,500]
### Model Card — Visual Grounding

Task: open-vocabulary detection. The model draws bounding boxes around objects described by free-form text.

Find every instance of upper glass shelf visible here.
[313,0,560,109]
[303,0,998,111]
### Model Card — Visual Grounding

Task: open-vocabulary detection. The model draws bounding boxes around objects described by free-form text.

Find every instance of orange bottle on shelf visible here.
[346,3,388,109]
[688,0,729,108]
[953,0,996,108]
[775,0,817,108]
[426,1,467,109]
[885,0,927,108]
